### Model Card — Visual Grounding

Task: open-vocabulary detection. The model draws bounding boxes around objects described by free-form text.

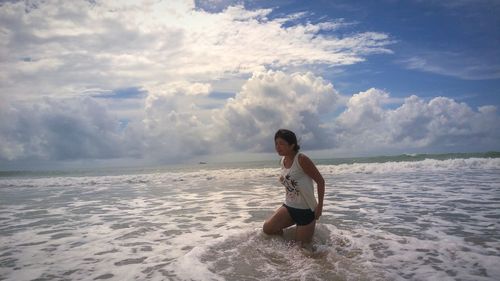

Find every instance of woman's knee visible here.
[262,220,274,235]
[263,220,283,235]
[263,206,293,235]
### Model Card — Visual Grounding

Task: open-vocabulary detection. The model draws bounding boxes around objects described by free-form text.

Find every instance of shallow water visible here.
[1,158,499,280]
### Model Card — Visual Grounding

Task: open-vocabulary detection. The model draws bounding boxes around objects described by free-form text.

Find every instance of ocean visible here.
[0,153,499,281]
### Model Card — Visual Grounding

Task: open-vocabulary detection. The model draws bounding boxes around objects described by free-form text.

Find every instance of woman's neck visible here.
[284,152,297,163]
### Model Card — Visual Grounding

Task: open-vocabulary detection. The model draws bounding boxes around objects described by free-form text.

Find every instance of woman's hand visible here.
[315,202,323,220]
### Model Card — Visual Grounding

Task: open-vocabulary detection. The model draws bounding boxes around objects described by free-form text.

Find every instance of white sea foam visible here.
[319,157,500,175]
[0,158,499,280]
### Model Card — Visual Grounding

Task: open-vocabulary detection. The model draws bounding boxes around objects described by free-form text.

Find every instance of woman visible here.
[263,129,325,245]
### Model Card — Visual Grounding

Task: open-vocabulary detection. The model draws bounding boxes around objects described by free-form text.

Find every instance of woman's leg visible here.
[263,206,294,235]
[295,219,316,245]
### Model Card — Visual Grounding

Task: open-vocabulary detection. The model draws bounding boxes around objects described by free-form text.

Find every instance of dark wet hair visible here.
[274,129,300,152]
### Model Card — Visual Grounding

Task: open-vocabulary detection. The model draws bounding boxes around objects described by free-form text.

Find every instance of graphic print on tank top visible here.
[280,174,300,202]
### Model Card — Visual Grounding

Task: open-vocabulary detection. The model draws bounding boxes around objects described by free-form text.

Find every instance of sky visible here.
[1,0,499,170]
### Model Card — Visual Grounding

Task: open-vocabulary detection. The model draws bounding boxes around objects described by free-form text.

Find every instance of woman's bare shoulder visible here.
[298,153,313,166]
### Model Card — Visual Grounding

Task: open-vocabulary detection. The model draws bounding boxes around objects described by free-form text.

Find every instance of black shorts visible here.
[283,204,315,226]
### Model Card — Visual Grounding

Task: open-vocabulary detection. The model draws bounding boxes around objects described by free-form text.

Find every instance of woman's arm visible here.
[299,154,325,219]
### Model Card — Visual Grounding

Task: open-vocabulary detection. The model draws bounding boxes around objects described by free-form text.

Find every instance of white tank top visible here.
[279,153,318,211]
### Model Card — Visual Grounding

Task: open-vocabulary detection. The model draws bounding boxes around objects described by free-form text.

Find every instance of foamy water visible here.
[1,158,499,280]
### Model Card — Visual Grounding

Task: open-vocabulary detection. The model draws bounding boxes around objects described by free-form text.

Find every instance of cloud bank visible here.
[2,70,499,165]
[0,97,139,161]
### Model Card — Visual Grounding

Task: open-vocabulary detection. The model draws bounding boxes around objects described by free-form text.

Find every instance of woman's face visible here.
[275,137,295,156]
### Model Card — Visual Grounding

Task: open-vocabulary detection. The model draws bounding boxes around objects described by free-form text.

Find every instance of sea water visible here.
[0,155,499,280]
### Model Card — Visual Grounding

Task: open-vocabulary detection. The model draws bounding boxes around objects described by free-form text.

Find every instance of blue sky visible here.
[253,0,500,102]
[197,0,500,108]
[0,0,499,169]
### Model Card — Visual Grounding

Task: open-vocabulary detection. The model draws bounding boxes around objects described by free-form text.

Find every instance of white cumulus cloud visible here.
[334,90,500,154]
[214,70,341,153]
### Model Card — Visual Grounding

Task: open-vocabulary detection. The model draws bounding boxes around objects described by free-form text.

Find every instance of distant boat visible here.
[198,162,207,165]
